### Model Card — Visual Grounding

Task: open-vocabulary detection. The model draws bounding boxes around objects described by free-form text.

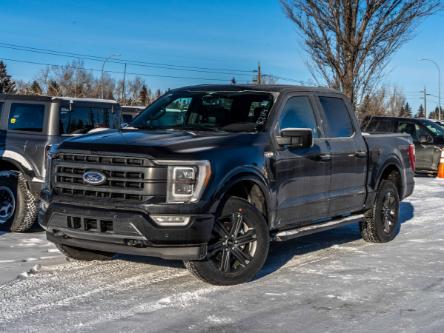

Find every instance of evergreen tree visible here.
[404,102,412,117]
[47,80,60,96]
[399,102,413,117]
[139,85,148,105]
[30,80,42,95]
[0,61,16,94]
[415,104,425,118]
[428,106,441,120]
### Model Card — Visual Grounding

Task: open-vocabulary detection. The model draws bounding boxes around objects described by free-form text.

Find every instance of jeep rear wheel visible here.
[0,172,38,232]
[184,197,269,285]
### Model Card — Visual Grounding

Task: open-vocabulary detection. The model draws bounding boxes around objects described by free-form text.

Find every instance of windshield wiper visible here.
[169,125,224,132]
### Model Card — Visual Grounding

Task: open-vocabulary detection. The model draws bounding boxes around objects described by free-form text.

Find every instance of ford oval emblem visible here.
[83,170,107,186]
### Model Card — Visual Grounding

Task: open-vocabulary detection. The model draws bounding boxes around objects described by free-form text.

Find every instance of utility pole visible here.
[420,58,441,120]
[257,62,262,85]
[122,62,127,104]
[101,53,121,99]
[420,86,428,118]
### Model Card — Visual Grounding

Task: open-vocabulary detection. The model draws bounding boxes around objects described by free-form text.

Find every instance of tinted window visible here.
[122,114,134,123]
[398,121,430,142]
[369,119,395,133]
[319,97,354,137]
[132,92,274,132]
[8,103,45,132]
[279,96,318,137]
[60,106,112,135]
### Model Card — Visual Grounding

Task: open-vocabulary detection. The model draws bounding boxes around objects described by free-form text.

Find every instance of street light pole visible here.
[101,53,121,99]
[420,58,441,120]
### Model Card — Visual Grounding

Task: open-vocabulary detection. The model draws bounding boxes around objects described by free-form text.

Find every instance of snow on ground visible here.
[0,177,444,332]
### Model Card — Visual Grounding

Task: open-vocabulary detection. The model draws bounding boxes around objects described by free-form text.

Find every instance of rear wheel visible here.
[0,172,38,232]
[56,243,114,261]
[360,180,400,243]
[185,197,269,285]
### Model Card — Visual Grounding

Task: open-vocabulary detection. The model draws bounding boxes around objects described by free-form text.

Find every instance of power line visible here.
[1,57,235,83]
[0,42,255,76]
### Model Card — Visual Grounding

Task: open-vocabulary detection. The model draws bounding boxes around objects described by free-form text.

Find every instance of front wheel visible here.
[360,180,400,243]
[184,197,270,285]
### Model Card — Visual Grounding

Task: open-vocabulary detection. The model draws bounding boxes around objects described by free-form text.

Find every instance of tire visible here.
[0,171,38,232]
[360,180,400,243]
[56,243,114,261]
[184,197,270,285]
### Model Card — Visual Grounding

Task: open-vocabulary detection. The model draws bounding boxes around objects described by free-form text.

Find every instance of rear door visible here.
[4,101,49,180]
[316,95,367,216]
[274,93,331,227]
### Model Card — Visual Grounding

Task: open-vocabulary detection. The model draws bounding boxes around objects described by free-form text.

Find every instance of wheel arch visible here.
[210,168,272,226]
[375,160,404,198]
[0,151,35,179]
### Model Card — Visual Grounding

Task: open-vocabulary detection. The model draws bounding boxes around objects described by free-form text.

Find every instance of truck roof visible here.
[171,84,340,94]
[0,93,118,104]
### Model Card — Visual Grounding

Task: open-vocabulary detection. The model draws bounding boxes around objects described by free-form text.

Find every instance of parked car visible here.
[40,85,415,285]
[432,119,444,128]
[362,116,444,175]
[0,94,121,232]
[121,106,145,125]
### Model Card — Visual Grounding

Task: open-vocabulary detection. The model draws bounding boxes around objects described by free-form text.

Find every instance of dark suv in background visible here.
[362,116,444,174]
[0,94,121,232]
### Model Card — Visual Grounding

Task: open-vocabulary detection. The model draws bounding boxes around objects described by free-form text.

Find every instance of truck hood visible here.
[59,129,262,158]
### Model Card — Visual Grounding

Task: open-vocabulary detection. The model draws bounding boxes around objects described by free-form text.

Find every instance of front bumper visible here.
[39,203,214,260]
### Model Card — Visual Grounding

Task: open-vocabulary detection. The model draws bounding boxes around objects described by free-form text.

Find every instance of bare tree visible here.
[280,0,440,109]
[358,85,407,119]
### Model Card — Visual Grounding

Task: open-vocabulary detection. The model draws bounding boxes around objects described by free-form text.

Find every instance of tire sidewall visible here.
[190,197,270,285]
[0,173,24,231]
[374,181,400,242]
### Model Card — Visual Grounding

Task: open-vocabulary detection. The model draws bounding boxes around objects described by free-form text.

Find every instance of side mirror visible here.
[419,135,433,144]
[276,128,313,148]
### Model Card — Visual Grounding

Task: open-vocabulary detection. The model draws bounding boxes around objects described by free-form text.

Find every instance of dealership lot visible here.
[0,177,443,333]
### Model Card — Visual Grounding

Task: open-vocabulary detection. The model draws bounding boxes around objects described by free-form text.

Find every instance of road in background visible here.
[0,177,443,333]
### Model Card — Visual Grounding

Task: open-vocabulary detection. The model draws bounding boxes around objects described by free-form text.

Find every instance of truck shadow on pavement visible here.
[256,201,415,280]
[114,202,415,281]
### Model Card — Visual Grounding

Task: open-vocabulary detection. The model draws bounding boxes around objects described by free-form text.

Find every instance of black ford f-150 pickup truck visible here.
[40,85,415,285]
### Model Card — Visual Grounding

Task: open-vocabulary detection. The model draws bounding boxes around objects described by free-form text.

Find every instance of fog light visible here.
[39,199,49,213]
[151,215,191,226]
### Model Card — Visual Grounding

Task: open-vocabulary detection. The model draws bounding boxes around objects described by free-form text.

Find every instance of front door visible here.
[274,94,331,228]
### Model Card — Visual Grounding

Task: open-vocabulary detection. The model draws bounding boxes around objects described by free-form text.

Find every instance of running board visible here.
[273,214,365,242]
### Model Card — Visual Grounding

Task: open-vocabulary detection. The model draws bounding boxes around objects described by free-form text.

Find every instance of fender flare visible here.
[0,150,35,179]
[209,166,273,223]
[372,156,404,195]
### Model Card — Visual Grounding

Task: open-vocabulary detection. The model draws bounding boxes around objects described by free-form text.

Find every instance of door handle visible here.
[353,151,367,158]
[319,153,332,161]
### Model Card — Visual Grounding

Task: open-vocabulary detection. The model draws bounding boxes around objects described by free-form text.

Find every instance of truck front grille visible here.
[52,152,166,202]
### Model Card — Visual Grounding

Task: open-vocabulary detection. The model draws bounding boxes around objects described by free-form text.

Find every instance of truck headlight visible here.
[44,144,59,190]
[157,160,211,203]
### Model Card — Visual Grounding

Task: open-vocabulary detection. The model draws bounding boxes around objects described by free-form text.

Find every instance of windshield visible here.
[60,106,116,135]
[131,91,274,132]
[421,120,444,137]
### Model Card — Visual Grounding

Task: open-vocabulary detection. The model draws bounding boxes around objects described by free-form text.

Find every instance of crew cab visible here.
[0,94,121,232]
[40,85,415,285]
